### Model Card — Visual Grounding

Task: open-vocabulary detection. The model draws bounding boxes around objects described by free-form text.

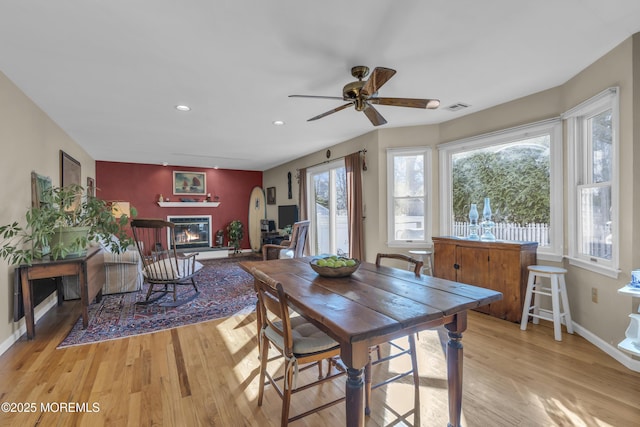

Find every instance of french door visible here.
[307,160,349,256]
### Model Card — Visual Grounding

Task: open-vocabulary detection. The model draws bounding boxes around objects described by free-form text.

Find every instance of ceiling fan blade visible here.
[307,103,353,121]
[368,97,441,109]
[363,103,387,126]
[362,67,396,96]
[289,95,345,101]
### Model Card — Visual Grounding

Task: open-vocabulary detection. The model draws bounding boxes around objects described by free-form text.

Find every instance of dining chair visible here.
[262,220,310,260]
[130,219,202,307]
[366,253,422,415]
[252,267,345,426]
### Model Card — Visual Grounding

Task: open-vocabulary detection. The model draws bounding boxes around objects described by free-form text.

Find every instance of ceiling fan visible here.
[289,66,440,126]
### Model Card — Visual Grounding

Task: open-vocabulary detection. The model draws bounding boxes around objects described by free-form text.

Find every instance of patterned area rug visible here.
[57,255,260,348]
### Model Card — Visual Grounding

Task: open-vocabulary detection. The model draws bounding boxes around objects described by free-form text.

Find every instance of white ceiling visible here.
[1,1,639,171]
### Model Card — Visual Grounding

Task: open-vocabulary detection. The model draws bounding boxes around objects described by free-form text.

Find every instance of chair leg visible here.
[145,283,155,301]
[520,272,535,330]
[409,334,419,388]
[282,360,294,427]
[257,334,269,406]
[559,275,574,334]
[191,277,199,293]
[551,275,562,341]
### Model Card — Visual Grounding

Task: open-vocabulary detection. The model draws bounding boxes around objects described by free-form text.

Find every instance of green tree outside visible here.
[452,137,550,225]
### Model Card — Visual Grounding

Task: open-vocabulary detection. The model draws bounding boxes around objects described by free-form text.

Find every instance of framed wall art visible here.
[86,177,95,197]
[31,171,52,208]
[267,187,276,204]
[60,150,81,188]
[173,171,207,195]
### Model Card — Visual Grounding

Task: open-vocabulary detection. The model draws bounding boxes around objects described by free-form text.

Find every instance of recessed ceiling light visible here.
[175,105,191,112]
[272,120,285,126]
[162,162,169,166]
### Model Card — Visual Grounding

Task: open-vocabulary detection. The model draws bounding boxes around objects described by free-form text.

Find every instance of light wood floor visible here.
[0,300,638,427]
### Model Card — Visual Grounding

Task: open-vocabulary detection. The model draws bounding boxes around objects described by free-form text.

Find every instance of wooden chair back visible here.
[252,268,294,356]
[288,220,310,258]
[130,218,198,283]
[375,253,423,277]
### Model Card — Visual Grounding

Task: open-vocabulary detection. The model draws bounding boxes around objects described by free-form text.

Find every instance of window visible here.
[438,119,563,260]
[564,87,618,277]
[307,160,349,256]
[386,147,432,247]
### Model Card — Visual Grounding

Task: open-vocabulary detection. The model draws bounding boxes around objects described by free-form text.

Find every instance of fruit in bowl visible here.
[310,256,360,277]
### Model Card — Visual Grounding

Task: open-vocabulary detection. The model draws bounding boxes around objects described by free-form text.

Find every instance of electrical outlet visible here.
[592,287,598,303]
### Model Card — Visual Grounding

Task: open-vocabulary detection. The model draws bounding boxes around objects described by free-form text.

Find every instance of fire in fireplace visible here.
[167,215,212,249]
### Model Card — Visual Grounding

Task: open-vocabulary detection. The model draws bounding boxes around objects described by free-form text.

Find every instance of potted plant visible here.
[0,184,136,265]
[227,220,244,254]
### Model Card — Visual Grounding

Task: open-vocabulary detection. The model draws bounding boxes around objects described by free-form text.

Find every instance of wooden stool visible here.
[408,250,433,276]
[520,265,574,341]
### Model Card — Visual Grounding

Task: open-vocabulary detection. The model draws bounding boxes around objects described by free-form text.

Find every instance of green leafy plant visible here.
[226,220,244,254]
[0,184,137,265]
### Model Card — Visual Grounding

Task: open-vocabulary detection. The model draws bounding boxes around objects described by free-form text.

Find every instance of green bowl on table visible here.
[309,256,360,278]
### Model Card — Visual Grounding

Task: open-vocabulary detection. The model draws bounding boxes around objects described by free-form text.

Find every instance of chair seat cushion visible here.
[265,316,339,355]
[279,248,294,259]
[143,257,203,281]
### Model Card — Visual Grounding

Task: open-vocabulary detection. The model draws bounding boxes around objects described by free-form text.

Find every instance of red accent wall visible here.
[96,161,262,249]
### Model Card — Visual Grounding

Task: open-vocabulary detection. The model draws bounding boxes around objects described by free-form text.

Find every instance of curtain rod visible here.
[296,149,367,173]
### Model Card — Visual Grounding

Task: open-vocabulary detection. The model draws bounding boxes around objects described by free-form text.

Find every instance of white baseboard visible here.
[572,321,640,372]
[0,292,59,356]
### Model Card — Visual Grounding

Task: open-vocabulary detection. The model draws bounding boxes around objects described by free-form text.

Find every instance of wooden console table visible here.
[433,236,537,322]
[18,246,105,339]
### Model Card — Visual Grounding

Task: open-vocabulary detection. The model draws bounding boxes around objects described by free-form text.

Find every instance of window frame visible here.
[438,118,563,261]
[563,87,619,278]
[386,147,432,248]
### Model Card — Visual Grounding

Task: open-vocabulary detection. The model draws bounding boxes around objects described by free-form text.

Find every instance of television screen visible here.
[278,205,298,229]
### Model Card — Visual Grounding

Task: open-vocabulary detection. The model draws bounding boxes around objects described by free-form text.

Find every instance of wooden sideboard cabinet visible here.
[432,236,538,322]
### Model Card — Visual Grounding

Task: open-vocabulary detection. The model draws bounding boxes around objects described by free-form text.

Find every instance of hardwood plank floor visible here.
[0,300,638,426]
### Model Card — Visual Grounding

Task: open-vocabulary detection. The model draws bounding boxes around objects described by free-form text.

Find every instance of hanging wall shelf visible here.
[157,202,220,208]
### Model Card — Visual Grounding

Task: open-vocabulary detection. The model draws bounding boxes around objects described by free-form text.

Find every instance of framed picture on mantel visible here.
[173,171,206,195]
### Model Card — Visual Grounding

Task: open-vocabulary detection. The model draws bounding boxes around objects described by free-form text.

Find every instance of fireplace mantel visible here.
[158,201,220,208]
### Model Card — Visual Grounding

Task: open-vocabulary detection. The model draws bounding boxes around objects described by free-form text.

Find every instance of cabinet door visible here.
[433,241,457,281]
[488,248,522,322]
[457,246,491,315]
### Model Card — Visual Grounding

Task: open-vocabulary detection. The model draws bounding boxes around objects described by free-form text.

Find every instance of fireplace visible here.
[167,215,212,249]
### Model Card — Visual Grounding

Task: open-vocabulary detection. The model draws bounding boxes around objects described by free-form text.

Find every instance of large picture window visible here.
[564,87,618,277]
[386,147,432,247]
[438,119,563,260]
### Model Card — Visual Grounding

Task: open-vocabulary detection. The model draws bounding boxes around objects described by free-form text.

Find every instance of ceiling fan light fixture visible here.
[290,66,438,126]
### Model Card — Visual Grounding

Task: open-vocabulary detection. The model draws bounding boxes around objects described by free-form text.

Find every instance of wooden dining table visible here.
[239,257,503,427]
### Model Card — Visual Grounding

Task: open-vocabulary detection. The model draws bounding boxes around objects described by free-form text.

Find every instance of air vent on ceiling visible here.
[446,102,470,112]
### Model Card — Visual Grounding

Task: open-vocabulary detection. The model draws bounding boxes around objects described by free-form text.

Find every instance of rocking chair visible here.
[130,219,202,307]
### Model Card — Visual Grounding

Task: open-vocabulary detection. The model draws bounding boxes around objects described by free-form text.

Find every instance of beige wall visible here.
[0,70,96,349]
[264,35,639,363]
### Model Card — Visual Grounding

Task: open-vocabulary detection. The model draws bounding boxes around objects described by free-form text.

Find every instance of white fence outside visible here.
[453,221,550,246]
